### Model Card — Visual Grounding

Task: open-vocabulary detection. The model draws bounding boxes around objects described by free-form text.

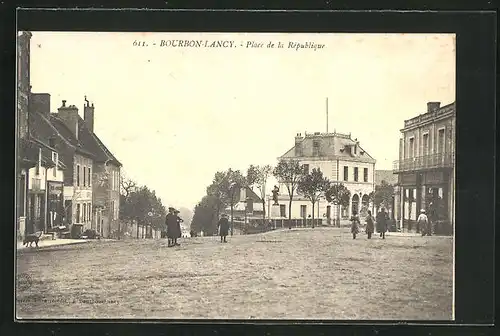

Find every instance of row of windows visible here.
[407,127,447,159]
[302,164,369,182]
[76,164,92,187]
[75,202,92,223]
[344,166,369,182]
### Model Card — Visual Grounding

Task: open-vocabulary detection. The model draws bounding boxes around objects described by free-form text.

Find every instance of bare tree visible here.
[247,164,273,224]
[297,168,330,228]
[273,159,304,229]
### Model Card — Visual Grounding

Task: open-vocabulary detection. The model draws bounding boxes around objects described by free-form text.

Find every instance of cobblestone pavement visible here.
[16,227,453,320]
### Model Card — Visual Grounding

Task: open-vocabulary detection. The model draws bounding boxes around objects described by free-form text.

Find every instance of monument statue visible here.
[272,185,280,205]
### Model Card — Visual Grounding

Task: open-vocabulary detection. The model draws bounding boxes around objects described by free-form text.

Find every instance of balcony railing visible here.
[393,152,455,173]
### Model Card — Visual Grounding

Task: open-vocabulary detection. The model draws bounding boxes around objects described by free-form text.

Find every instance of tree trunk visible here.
[288,197,292,229]
[337,203,341,227]
[312,201,315,228]
[230,204,234,236]
[262,200,266,226]
[117,221,121,240]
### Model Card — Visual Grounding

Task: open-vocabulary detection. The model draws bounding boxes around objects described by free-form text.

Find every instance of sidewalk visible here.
[17,238,90,250]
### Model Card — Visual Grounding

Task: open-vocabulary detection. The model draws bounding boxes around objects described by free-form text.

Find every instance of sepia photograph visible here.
[16,31,455,320]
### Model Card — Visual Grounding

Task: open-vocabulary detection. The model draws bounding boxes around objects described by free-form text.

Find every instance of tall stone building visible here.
[16,31,36,237]
[393,101,455,234]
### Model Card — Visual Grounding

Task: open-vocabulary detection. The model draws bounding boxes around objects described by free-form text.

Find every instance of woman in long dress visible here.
[351,211,360,239]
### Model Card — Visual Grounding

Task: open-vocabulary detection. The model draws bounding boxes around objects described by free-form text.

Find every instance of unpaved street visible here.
[16,228,453,320]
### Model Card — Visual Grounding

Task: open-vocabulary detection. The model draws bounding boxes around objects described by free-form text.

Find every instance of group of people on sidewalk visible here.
[162,207,183,247]
[350,207,433,239]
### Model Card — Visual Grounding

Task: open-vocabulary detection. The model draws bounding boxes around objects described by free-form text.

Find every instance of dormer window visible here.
[313,140,320,156]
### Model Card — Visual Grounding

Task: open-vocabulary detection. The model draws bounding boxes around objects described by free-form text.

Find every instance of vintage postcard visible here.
[16,31,455,320]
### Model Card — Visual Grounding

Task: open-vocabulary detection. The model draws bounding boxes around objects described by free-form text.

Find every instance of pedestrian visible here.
[218,214,230,243]
[165,207,180,247]
[417,209,431,236]
[365,210,375,239]
[351,211,360,239]
[175,210,183,245]
[376,207,388,239]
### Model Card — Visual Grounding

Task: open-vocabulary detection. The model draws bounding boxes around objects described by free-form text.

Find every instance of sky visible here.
[29,32,456,210]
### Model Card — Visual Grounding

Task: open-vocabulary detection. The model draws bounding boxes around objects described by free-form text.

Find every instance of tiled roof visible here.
[375,170,398,185]
[77,119,121,166]
[280,132,376,163]
[48,114,95,158]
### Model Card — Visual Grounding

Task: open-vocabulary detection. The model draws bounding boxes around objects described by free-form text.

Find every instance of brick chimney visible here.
[427,102,441,113]
[29,93,51,116]
[57,100,79,140]
[83,96,94,132]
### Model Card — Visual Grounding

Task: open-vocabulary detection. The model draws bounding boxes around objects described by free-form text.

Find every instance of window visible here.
[313,140,320,156]
[354,167,359,182]
[363,168,368,182]
[343,166,348,181]
[408,137,415,158]
[279,204,286,217]
[76,203,81,223]
[422,133,429,156]
[303,164,310,175]
[354,145,357,155]
[48,137,56,148]
[76,164,80,186]
[300,205,307,218]
[438,128,445,153]
[88,167,91,187]
[83,167,86,186]
[83,203,87,222]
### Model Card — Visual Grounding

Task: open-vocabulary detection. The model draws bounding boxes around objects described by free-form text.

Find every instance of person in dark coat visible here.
[165,207,180,247]
[218,214,230,243]
[365,210,375,239]
[376,208,388,239]
[350,211,360,239]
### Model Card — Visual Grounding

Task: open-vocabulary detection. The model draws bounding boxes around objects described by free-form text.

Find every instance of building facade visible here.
[16,31,35,238]
[274,131,376,223]
[393,101,455,233]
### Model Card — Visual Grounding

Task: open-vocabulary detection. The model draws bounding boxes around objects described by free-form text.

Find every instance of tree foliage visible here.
[297,168,330,227]
[119,180,166,238]
[373,180,394,210]
[273,159,304,228]
[246,164,273,221]
[325,183,351,221]
[191,195,219,236]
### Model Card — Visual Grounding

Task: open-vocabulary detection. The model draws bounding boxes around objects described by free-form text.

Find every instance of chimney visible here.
[83,96,94,132]
[57,100,80,140]
[427,102,441,113]
[29,93,51,116]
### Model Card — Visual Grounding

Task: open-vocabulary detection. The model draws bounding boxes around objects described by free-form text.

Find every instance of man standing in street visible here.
[376,207,388,239]
[417,209,431,236]
[165,207,180,247]
[218,214,230,243]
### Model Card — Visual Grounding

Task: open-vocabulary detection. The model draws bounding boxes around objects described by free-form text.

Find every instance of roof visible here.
[48,114,95,158]
[280,132,376,163]
[77,119,122,166]
[375,170,398,185]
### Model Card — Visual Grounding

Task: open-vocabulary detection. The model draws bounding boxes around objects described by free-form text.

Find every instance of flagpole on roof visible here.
[326,97,329,133]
